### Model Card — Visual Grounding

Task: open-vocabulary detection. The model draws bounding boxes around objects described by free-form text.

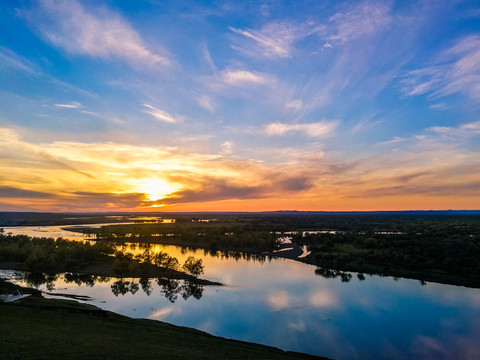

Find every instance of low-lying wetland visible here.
[1,212,480,359]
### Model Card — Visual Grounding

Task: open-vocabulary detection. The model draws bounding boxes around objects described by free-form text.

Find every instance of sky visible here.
[1,0,480,212]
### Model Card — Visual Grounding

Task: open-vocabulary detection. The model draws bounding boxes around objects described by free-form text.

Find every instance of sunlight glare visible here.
[135,178,178,201]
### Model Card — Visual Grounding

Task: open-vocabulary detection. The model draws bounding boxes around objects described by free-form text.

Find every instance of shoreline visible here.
[0,258,222,287]
[86,236,480,289]
[4,224,479,289]
[0,280,328,360]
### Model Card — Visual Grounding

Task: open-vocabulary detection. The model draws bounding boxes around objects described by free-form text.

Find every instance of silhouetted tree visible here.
[182,256,204,277]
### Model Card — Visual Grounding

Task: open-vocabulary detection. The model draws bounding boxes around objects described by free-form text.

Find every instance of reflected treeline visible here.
[23,272,111,291]
[22,272,204,303]
[119,242,273,264]
[314,267,428,286]
[64,273,111,287]
[203,249,271,263]
[24,272,59,291]
[314,267,359,283]
[110,278,204,302]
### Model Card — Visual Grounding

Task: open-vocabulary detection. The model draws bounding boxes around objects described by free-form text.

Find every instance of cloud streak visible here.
[220,70,272,86]
[143,104,182,123]
[26,0,168,67]
[0,186,56,199]
[264,120,339,137]
[326,2,391,43]
[230,2,392,61]
[54,102,82,109]
[401,35,480,101]
[230,22,314,59]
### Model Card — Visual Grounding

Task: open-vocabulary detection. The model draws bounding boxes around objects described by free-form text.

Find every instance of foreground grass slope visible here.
[0,295,325,360]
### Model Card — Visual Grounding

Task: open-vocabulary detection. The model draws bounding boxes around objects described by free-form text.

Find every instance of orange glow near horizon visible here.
[0,127,479,213]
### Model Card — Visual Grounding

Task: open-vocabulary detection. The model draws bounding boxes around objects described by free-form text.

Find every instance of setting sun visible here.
[134,178,179,202]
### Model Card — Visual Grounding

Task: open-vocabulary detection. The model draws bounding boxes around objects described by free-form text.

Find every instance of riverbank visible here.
[58,214,480,289]
[0,259,220,286]
[78,234,480,289]
[0,281,326,360]
[0,234,221,286]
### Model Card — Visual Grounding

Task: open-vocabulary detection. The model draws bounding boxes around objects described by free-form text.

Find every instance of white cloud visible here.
[378,136,409,145]
[143,104,181,123]
[28,0,168,67]
[429,102,449,110]
[220,141,234,155]
[327,2,392,42]
[230,22,305,59]
[201,69,276,97]
[220,70,271,86]
[0,128,21,142]
[195,94,216,112]
[462,121,480,132]
[264,120,339,137]
[429,120,480,138]
[401,35,480,101]
[286,99,303,110]
[202,45,218,73]
[54,102,82,109]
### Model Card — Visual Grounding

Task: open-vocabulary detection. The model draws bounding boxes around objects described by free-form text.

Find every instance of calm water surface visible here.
[2,226,480,360]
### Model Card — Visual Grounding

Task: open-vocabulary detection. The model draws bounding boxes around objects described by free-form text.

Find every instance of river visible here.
[2,225,480,360]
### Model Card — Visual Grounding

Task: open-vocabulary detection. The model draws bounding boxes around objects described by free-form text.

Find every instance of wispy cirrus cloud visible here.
[201,69,276,98]
[24,0,169,67]
[0,127,95,180]
[401,35,480,101]
[230,1,391,61]
[285,99,303,111]
[54,102,82,109]
[0,47,96,99]
[143,104,182,123]
[428,120,480,140]
[220,69,273,86]
[0,47,38,74]
[264,120,339,137]
[195,94,216,112]
[230,22,317,59]
[326,2,392,43]
[220,141,234,155]
[225,1,398,114]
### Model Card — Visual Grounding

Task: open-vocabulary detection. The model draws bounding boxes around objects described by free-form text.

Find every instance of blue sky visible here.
[1,0,479,212]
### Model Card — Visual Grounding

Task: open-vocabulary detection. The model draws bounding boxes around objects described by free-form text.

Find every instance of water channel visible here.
[2,225,480,360]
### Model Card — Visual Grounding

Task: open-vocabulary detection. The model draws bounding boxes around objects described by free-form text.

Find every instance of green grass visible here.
[0,295,327,360]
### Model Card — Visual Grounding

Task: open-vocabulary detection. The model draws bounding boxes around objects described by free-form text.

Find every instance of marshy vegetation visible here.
[82,213,480,287]
[0,232,211,284]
